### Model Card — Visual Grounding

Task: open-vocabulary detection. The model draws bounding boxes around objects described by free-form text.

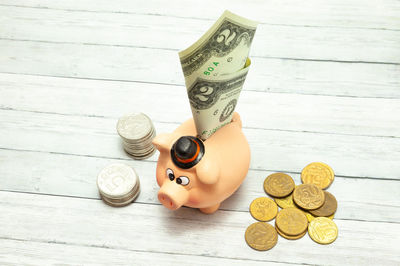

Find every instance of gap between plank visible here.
[0,189,398,226]
[1,147,399,182]
[0,236,309,266]
[2,107,399,139]
[1,71,399,100]
[1,3,399,32]
[1,37,399,66]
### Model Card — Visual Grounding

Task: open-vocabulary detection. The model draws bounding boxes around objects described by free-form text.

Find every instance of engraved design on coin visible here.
[245,222,278,251]
[293,183,325,210]
[188,72,248,110]
[117,113,152,140]
[180,19,256,76]
[264,173,295,198]
[249,197,278,222]
[301,162,335,189]
[219,99,237,122]
[97,163,137,198]
[275,208,308,236]
[308,217,338,244]
[117,113,156,160]
[309,191,338,217]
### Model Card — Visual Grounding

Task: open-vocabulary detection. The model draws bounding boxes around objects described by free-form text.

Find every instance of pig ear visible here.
[196,158,220,185]
[152,133,175,152]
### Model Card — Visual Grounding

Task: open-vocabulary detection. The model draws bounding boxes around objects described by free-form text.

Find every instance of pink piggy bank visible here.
[152,112,250,214]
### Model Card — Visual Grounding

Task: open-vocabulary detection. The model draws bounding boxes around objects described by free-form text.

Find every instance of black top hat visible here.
[171,136,205,169]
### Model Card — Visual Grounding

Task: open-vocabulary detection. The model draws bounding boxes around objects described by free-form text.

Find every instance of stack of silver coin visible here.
[97,163,140,207]
[116,113,156,159]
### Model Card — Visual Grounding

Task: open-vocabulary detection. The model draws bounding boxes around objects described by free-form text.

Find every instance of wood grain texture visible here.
[0,109,399,180]
[0,0,399,264]
[0,42,399,98]
[0,239,285,266]
[0,191,399,266]
[1,5,400,63]
[0,148,399,223]
[1,73,399,137]
[1,0,399,30]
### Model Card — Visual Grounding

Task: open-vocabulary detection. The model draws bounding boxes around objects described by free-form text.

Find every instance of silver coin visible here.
[123,130,156,145]
[123,144,155,153]
[122,136,156,153]
[117,113,153,140]
[122,140,154,148]
[124,151,153,157]
[122,129,154,142]
[124,144,155,153]
[101,188,140,207]
[99,180,139,201]
[97,163,138,199]
[125,147,156,160]
[99,174,140,208]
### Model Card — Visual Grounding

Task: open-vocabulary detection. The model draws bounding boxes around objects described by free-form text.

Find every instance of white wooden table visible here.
[1,1,399,265]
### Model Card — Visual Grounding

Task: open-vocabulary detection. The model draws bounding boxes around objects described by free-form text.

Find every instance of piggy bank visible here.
[152,112,250,214]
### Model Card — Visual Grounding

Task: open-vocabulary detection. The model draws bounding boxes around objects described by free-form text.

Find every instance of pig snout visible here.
[157,181,189,210]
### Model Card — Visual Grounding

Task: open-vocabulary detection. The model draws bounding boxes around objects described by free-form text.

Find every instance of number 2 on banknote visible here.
[204,62,220,76]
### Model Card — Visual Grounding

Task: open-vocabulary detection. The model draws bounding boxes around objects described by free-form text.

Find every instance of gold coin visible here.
[275,207,308,236]
[250,197,278,222]
[308,217,338,244]
[301,162,334,189]
[309,191,338,217]
[305,212,315,222]
[274,193,295,209]
[293,184,325,210]
[275,222,307,240]
[245,222,278,251]
[306,212,334,222]
[264,173,295,198]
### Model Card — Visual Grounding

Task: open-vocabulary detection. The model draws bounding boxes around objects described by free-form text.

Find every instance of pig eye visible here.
[166,168,175,181]
[176,176,190,186]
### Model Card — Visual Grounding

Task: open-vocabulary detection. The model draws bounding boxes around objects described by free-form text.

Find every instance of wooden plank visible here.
[1,73,399,137]
[0,148,399,223]
[0,42,399,99]
[0,109,399,180]
[1,1,398,264]
[0,238,285,266]
[0,191,399,265]
[1,6,399,63]
[1,0,399,30]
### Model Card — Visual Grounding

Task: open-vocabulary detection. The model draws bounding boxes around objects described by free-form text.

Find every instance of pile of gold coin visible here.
[245,162,339,251]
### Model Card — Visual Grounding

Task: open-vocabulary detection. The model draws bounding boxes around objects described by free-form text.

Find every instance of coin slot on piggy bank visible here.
[153,112,250,214]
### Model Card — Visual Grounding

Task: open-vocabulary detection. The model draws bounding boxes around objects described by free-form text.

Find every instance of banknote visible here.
[179,10,258,140]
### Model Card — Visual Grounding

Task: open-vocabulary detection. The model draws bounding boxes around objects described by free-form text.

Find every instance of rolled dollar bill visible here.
[179,10,258,140]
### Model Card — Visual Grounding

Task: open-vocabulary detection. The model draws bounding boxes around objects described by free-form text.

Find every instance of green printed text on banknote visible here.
[179,10,258,140]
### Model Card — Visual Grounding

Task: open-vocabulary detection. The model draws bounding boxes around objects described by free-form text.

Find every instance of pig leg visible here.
[199,203,220,214]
